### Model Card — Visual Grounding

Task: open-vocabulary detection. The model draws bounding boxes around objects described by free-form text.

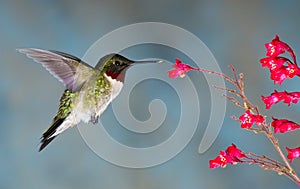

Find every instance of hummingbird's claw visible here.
[90,114,99,124]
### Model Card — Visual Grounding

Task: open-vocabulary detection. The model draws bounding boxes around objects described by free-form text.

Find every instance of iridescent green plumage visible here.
[58,89,75,118]
[40,89,75,150]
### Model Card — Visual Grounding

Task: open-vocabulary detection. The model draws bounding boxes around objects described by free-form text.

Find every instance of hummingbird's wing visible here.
[17,48,95,92]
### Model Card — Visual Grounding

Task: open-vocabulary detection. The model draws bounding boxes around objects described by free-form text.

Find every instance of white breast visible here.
[91,74,124,118]
[74,74,124,124]
[104,73,124,101]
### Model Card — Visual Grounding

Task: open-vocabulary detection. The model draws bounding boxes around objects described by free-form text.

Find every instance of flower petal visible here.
[286,147,300,163]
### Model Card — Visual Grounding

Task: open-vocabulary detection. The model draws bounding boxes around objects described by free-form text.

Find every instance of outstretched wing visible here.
[18,48,95,92]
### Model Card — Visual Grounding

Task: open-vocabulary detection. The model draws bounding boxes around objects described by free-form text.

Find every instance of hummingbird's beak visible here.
[132,59,163,65]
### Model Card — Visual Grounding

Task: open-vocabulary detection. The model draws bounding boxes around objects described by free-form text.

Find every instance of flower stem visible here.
[266,131,300,183]
[199,66,300,184]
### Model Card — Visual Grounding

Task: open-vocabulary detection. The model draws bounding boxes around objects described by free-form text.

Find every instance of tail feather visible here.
[39,118,65,152]
[39,136,56,152]
[39,89,74,151]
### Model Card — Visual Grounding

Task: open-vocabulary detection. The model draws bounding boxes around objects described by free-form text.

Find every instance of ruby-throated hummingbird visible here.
[18,48,162,151]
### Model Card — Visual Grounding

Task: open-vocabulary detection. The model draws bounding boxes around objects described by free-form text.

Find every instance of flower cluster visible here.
[239,110,264,128]
[168,35,300,185]
[237,110,300,134]
[260,35,300,85]
[209,144,246,168]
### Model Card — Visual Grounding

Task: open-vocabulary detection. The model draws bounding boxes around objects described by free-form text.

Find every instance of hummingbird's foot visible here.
[90,115,99,124]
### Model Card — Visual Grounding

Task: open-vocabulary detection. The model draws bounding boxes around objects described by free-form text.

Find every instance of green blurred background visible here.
[1,0,300,188]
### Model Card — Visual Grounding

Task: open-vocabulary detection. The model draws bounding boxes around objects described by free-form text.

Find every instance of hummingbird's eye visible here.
[114,61,121,66]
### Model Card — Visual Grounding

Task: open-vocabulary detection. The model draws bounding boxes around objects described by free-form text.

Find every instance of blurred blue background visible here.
[2,0,300,188]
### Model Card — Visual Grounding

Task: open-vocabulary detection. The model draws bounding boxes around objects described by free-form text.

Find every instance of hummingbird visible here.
[18,48,161,151]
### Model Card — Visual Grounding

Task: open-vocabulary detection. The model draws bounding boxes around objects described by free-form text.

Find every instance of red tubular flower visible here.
[209,144,246,169]
[269,67,289,85]
[261,91,277,108]
[282,91,300,105]
[226,143,246,161]
[271,118,300,133]
[269,64,300,85]
[168,58,197,78]
[239,110,264,128]
[286,147,300,163]
[286,64,300,78]
[260,56,289,70]
[265,35,296,64]
[261,90,300,109]
[261,91,282,109]
[209,151,231,168]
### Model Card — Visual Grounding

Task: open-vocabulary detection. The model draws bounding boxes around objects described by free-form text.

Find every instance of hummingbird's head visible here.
[95,53,162,82]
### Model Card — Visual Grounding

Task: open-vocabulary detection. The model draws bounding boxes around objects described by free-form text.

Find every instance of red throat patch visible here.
[105,71,125,82]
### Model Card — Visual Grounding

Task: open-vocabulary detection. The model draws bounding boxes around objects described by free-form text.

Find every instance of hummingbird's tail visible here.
[39,89,74,151]
[39,118,65,152]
